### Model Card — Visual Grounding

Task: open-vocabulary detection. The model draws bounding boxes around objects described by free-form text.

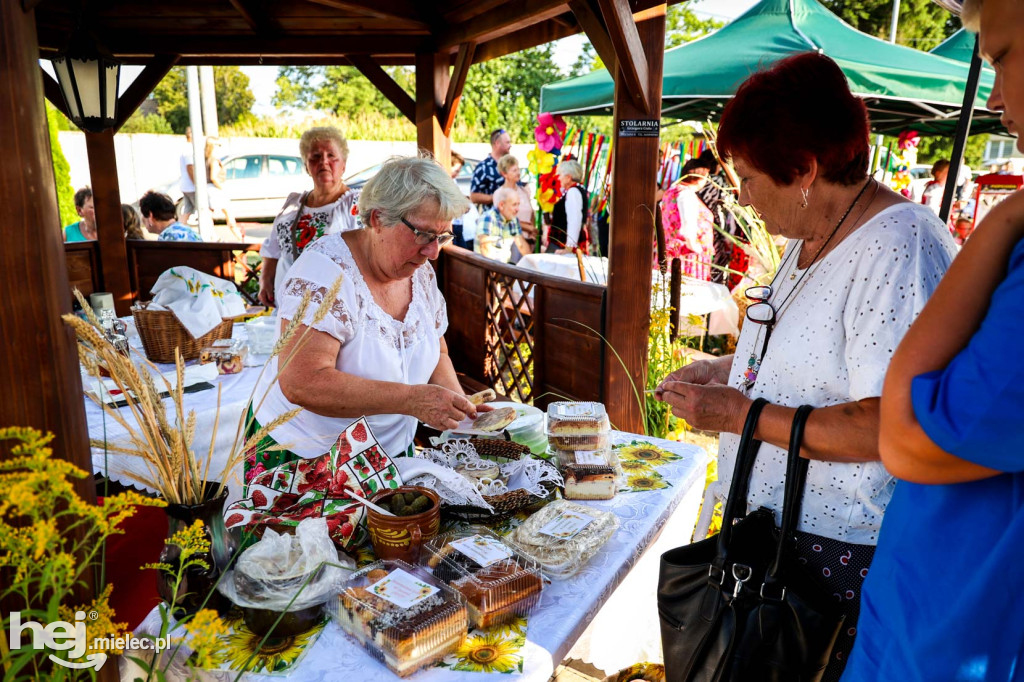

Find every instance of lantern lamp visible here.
[50,30,120,133]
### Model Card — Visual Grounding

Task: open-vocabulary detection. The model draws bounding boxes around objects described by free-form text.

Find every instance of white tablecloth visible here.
[516,254,739,336]
[122,433,710,682]
[88,321,267,506]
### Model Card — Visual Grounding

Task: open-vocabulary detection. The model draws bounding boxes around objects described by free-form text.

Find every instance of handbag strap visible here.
[765,404,815,587]
[714,397,769,564]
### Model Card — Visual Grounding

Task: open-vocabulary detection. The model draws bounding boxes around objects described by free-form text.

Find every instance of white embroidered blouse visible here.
[717,203,957,545]
[253,232,448,459]
[260,190,361,302]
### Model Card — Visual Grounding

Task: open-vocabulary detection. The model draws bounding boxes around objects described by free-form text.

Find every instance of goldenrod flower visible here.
[185,609,231,669]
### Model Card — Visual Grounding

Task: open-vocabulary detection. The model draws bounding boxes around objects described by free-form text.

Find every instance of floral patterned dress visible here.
[260,189,360,302]
[659,183,715,280]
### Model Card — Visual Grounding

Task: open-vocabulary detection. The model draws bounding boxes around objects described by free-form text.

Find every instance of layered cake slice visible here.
[333,561,467,677]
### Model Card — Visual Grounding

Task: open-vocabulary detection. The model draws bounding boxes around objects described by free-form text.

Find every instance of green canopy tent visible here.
[930,28,984,64]
[540,0,1000,135]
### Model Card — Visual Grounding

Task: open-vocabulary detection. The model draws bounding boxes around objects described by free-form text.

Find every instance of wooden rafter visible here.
[568,0,616,73]
[471,14,579,63]
[596,0,651,115]
[115,53,179,130]
[441,0,508,25]
[305,0,428,25]
[348,55,416,123]
[228,0,280,34]
[37,34,433,57]
[39,67,72,120]
[440,41,475,136]
[437,0,568,49]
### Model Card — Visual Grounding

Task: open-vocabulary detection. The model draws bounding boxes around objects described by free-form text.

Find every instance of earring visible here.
[800,187,809,209]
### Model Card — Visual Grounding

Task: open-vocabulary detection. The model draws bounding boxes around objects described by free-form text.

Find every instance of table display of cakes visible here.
[219,399,651,677]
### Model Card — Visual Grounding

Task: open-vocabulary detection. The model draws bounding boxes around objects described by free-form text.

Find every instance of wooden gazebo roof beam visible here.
[437,0,570,49]
[305,0,430,25]
[228,0,281,35]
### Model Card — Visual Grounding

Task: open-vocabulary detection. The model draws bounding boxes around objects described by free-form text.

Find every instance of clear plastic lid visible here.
[562,464,618,501]
[551,443,615,469]
[331,560,467,677]
[422,527,543,629]
[506,500,619,579]
[199,339,247,374]
[546,402,611,436]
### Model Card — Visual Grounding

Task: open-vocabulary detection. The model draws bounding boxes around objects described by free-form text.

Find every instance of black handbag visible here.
[658,399,844,681]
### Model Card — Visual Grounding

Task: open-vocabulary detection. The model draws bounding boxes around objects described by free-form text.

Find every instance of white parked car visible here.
[156,153,312,221]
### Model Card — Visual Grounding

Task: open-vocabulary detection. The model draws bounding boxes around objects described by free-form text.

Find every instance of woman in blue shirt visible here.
[844,1,1024,679]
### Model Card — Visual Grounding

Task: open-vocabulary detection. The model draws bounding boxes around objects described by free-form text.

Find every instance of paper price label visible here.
[450,534,514,567]
[367,568,438,609]
[574,450,606,465]
[538,509,595,540]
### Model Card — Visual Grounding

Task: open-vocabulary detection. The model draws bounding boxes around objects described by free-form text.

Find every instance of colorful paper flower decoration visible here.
[534,113,567,152]
[527,147,555,176]
[537,172,562,212]
[897,130,920,151]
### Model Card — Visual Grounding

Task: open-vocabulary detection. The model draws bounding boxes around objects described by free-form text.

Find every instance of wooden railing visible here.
[64,240,262,305]
[437,246,607,408]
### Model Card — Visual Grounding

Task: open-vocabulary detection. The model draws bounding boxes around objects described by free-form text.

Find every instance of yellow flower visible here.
[452,631,523,674]
[59,584,127,655]
[527,147,554,176]
[218,620,324,673]
[170,520,211,565]
[617,443,679,467]
[615,662,666,681]
[626,472,670,491]
[487,615,527,642]
[185,609,231,669]
[620,459,653,474]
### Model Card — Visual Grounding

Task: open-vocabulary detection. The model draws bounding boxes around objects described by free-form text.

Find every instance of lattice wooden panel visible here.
[234,249,263,305]
[483,271,536,403]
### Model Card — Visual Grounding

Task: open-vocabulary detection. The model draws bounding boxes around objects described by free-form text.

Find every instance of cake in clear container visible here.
[546,401,612,459]
[507,500,619,579]
[422,527,543,628]
[562,464,618,500]
[331,560,467,677]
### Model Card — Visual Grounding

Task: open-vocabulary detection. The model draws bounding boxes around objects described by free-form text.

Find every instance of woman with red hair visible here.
[656,52,957,679]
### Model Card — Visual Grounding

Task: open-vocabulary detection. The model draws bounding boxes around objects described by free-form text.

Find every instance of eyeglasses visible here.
[401,217,455,247]
[745,285,776,327]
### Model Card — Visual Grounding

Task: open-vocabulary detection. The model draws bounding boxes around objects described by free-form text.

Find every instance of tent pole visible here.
[940,35,984,225]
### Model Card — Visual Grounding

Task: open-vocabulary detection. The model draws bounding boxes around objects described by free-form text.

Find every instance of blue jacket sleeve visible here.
[910,239,1024,472]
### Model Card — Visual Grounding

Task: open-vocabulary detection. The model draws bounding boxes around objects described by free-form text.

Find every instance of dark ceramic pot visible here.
[156,483,235,617]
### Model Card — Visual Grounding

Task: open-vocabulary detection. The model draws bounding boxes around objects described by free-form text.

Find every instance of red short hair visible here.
[717,52,869,187]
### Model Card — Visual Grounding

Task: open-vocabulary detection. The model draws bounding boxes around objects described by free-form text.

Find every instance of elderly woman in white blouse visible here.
[655,53,956,681]
[258,126,360,307]
[246,156,480,479]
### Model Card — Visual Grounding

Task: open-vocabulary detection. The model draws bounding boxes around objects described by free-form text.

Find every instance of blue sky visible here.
[240,0,761,114]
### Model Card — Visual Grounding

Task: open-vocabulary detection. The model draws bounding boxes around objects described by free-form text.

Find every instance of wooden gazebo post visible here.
[602,3,666,433]
[0,1,92,483]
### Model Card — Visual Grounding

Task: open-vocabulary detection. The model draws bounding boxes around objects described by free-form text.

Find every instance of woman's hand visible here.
[408,384,477,431]
[658,382,751,435]
[258,257,278,307]
[655,355,732,398]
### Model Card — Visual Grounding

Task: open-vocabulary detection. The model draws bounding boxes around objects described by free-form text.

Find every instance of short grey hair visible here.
[556,159,584,182]
[497,154,520,175]
[962,0,982,30]
[358,154,471,228]
[299,126,349,162]
[492,186,517,207]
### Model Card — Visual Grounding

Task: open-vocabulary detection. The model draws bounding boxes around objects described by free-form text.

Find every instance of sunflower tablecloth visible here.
[121,432,708,681]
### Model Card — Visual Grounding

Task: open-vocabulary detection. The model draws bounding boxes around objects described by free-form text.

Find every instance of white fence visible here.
[56,132,535,203]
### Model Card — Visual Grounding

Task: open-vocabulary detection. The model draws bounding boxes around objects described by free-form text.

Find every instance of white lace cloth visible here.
[121,432,709,681]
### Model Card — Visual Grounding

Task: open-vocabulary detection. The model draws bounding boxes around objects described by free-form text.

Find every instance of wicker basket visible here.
[443,439,557,524]
[132,304,234,363]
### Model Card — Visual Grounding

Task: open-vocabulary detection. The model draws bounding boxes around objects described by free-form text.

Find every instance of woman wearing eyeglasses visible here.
[245,155,482,482]
[655,53,957,680]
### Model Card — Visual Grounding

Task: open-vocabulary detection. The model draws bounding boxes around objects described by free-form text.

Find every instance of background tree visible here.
[153,66,255,133]
[45,103,76,229]
[820,0,959,50]
[273,65,414,118]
